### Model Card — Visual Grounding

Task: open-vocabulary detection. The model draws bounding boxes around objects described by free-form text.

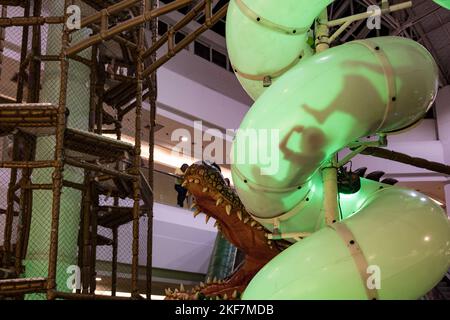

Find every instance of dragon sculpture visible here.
[165,162,290,300]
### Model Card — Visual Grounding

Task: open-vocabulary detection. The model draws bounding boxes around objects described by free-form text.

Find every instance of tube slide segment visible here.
[226,0,450,299]
[226,0,331,100]
[243,186,450,299]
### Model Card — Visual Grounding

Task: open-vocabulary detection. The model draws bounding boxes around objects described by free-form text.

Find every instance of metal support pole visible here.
[315,9,330,53]
[316,9,339,226]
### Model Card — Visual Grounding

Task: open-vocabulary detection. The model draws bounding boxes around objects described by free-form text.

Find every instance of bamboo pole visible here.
[62,180,84,191]
[65,158,136,180]
[51,290,131,300]
[111,226,118,296]
[361,147,450,175]
[146,0,157,300]
[27,0,42,103]
[16,0,30,103]
[0,15,63,27]
[89,23,137,50]
[0,161,56,168]
[142,0,206,59]
[75,208,83,294]
[111,103,122,297]
[95,58,105,135]
[46,0,70,299]
[89,45,98,131]
[15,188,26,275]
[3,138,19,267]
[81,175,91,294]
[89,184,98,293]
[65,0,193,57]
[142,3,228,77]
[121,2,228,114]
[78,0,142,30]
[0,5,5,81]
[130,0,145,299]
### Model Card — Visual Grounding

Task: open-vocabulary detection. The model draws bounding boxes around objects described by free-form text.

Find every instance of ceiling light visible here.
[181,136,188,142]
[95,277,102,281]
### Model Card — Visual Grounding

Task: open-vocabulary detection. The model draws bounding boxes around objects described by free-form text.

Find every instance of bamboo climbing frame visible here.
[0,0,230,300]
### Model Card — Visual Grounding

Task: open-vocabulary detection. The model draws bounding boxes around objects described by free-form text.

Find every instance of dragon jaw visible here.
[165,163,289,300]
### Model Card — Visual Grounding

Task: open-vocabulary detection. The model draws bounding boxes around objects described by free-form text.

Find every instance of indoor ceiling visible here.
[326,0,450,86]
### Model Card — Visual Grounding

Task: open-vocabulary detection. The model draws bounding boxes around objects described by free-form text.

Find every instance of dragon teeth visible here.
[214,221,219,228]
[207,277,212,284]
[236,211,243,221]
[225,205,232,215]
[181,181,188,187]
[216,197,223,206]
[250,221,257,227]
[200,282,205,288]
[232,290,238,299]
[190,202,197,210]
[194,179,200,184]
[205,215,211,224]
[193,209,201,217]
[180,283,185,292]
[213,277,218,283]
[202,187,208,192]
[194,292,200,300]
[243,217,249,224]
[223,294,228,300]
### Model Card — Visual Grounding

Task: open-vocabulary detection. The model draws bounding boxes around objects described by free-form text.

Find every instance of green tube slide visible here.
[433,0,450,10]
[226,0,450,299]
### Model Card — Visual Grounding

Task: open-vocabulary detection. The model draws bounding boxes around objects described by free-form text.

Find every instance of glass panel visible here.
[212,49,227,69]
[194,41,211,61]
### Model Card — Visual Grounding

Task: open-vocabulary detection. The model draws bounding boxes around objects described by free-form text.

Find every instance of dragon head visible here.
[165,162,290,300]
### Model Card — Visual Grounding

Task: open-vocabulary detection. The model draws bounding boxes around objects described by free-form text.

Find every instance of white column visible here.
[435,85,450,216]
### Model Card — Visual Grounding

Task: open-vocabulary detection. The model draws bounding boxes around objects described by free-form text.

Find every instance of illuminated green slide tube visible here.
[226,0,450,299]
[231,36,438,219]
[433,0,450,10]
[243,187,450,299]
[226,0,331,100]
